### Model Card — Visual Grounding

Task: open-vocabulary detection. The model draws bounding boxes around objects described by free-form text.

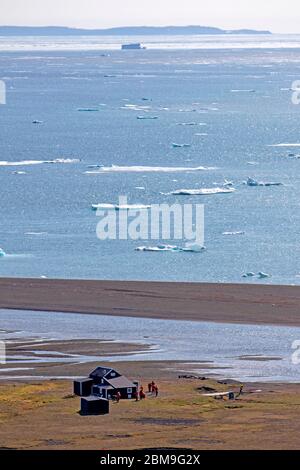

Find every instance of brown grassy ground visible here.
[0,366,300,450]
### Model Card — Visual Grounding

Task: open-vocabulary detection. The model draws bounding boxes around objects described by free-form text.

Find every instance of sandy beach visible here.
[1,278,300,326]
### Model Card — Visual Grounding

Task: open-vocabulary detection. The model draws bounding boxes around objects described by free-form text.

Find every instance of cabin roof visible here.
[89,366,113,379]
[106,376,136,389]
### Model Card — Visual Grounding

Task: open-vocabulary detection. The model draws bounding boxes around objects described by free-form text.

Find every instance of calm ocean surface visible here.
[0,35,300,282]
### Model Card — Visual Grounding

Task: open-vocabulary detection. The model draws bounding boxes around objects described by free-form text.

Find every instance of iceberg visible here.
[177,122,206,126]
[0,158,79,167]
[121,104,151,111]
[135,243,205,253]
[258,272,271,279]
[183,243,206,252]
[223,179,234,187]
[246,177,282,187]
[25,232,48,236]
[222,231,245,236]
[121,43,146,50]
[0,248,5,257]
[268,143,300,147]
[77,108,99,112]
[172,143,191,148]
[85,165,216,174]
[137,115,158,120]
[242,271,271,279]
[171,187,235,195]
[92,203,151,211]
[231,89,256,93]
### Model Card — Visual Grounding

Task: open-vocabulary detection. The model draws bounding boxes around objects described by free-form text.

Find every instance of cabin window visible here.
[127,388,132,393]
[110,372,116,377]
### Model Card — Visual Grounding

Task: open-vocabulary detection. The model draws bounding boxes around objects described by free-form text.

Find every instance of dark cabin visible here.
[74,366,138,400]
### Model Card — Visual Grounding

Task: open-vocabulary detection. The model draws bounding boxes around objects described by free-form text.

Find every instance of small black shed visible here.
[73,378,94,397]
[80,396,109,415]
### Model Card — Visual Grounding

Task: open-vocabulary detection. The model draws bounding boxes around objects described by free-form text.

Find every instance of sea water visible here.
[0,309,300,382]
[0,35,300,283]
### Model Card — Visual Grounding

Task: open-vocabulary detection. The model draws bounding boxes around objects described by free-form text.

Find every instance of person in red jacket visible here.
[139,386,146,400]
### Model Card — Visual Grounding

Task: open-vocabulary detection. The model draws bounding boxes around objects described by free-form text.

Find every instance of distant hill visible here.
[0,25,272,36]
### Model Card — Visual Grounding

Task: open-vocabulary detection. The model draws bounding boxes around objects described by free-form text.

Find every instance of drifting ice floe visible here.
[223,179,234,187]
[242,272,270,279]
[286,153,300,159]
[177,122,207,126]
[121,104,151,111]
[0,248,5,257]
[0,159,79,167]
[258,272,271,279]
[230,89,256,93]
[137,115,158,120]
[246,177,282,187]
[25,232,48,236]
[172,143,191,148]
[92,203,151,211]
[222,231,245,236]
[85,165,216,174]
[177,122,197,126]
[32,120,43,124]
[268,143,300,147]
[135,243,205,253]
[77,108,99,112]
[171,187,235,195]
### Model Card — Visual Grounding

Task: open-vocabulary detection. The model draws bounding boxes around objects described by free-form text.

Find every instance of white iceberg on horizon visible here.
[171,187,235,195]
[92,203,151,211]
[86,165,217,174]
[246,177,282,187]
[135,243,205,253]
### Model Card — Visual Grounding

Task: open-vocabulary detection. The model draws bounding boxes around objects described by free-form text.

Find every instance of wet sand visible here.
[1,336,217,380]
[1,278,300,326]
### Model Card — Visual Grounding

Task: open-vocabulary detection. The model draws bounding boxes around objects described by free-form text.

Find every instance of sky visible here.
[1,0,299,34]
